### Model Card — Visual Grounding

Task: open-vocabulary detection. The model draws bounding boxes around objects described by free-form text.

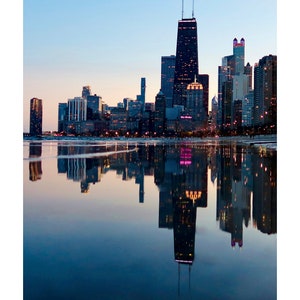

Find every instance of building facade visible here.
[154,90,166,135]
[68,97,87,122]
[58,103,68,132]
[161,55,176,108]
[186,78,205,129]
[30,97,43,136]
[173,18,199,107]
[218,38,253,130]
[253,55,277,127]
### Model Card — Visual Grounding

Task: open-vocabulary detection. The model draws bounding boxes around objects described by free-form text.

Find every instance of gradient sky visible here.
[23,0,277,132]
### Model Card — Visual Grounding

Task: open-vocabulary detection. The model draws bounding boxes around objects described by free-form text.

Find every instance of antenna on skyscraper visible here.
[192,0,195,18]
[182,0,184,19]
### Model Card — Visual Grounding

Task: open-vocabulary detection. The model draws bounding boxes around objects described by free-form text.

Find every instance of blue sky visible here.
[23,0,277,131]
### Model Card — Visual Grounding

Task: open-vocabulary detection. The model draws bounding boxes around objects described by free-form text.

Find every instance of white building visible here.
[68,97,87,122]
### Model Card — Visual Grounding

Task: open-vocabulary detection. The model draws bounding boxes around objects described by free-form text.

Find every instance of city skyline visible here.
[23,0,277,132]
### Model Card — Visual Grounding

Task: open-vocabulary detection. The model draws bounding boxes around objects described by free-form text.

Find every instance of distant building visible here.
[233,38,245,75]
[154,90,166,135]
[128,99,142,118]
[161,55,176,108]
[140,77,146,112]
[68,97,87,122]
[82,86,91,99]
[242,90,254,127]
[136,77,146,113]
[58,103,68,132]
[30,97,43,136]
[197,74,209,126]
[244,62,253,90]
[232,74,250,128]
[210,96,218,129]
[87,94,101,120]
[218,38,253,130]
[186,77,204,129]
[109,107,127,132]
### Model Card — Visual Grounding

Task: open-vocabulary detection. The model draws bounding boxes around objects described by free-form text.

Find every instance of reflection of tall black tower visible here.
[173,18,199,107]
[156,145,208,265]
[173,187,197,264]
[29,142,42,181]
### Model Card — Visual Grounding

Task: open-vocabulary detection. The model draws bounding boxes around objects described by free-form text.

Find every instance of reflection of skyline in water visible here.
[29,142,43,181]
[27,141,276,254]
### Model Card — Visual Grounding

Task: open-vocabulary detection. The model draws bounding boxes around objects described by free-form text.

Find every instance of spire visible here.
[182,0,184,19]
[192,0,195,18]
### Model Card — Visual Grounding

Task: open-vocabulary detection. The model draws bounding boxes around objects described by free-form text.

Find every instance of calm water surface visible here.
[23,138,276,300]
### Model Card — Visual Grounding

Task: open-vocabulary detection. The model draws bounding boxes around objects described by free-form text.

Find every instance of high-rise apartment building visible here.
[29,97,43,136]
[173,18,199,107]
[254,55,277,126]
[161,55,176,108]
[68,97,87,122]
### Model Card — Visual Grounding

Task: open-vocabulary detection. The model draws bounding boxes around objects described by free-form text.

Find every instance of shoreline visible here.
[23,134,277,150]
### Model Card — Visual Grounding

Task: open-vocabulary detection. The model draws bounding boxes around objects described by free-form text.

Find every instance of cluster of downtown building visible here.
[28,17,277,137]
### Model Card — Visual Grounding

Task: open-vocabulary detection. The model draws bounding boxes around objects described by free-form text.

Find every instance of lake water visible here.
[23,137,277,300]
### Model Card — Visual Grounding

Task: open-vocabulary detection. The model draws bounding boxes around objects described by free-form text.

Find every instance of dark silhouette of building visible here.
[161,55,176,108]
[82,86,91,99]
[58,103,68,132]
[254,55,277,127]
[87,94,101,120]
[197,74,209,126]
[29,98,43,136]
[154,90,166,135]
[173,18,199,107]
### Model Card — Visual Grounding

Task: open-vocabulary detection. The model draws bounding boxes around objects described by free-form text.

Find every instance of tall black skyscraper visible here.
[173,18,199,107]
[30,97,43,136]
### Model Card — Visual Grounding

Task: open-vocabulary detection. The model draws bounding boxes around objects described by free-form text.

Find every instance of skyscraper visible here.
[82,86,91,99]
[218,38,252,130]
[253,55,277,126]
[68,97,87,122]
[161,55,176,108]
[29,97,43,136]
[186,77,205,128]
[233,38,245,75]
[154,90,166,136]
[86,94,101,120]
[136,77,146,113]
[58,103,68,132]
[140,77,146,109]
[173,18,199,107]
